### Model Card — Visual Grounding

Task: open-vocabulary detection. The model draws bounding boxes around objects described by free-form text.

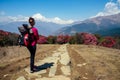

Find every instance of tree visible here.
[99,37,116,48]
[69,36,76,44]
[37,35,47,44]
[47,35,57,44]
[75,33,84,44]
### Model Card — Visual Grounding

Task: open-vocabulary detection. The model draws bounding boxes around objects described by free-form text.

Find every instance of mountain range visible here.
[0,13,120,36]
[55,13,120,36]
[0,21,66,36]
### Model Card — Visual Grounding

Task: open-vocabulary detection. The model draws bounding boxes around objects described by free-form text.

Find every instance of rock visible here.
[61,66,71,76]
[85,73,88,75]
[36,75,70,80]
[24,44,71,80]
[77,63,87,67]
[3,74,9,77]
[83,76,88,79]
[59,52,70,65]
[16,76,26,80]
[77,64,83,67]
[49,64,57,77]
[83,63,87,66]
[25,68,46,77]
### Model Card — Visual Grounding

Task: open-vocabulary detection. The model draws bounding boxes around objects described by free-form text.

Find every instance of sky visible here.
[0,0,120,24]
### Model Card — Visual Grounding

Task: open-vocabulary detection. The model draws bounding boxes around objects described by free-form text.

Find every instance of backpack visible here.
[18,24,31,46]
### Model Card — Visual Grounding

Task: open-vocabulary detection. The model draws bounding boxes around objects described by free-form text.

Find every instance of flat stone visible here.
[16,76,26,80]
[25,44,71,80]
[35,61,45,66]
[61,66,71,76]
[58,45,70,65]
[49,64,57,77]
[59,52,70,65]
[25,68,46,76]
[36,75,70,80]
[52,52,61,57]
[44,57,59,64]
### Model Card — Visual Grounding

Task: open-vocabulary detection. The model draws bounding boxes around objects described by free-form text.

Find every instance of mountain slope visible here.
[54,13,120,36]
[94,27,120,36]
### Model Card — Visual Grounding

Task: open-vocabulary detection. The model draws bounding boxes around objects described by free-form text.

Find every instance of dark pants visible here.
[27,45,36,71]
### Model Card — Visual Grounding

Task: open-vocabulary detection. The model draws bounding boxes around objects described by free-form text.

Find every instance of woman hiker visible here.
[27,17,39,73]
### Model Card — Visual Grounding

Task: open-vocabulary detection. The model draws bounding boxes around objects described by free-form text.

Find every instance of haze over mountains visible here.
[55,13,120,36]
[0,21,66,36]
[0,13,120,36]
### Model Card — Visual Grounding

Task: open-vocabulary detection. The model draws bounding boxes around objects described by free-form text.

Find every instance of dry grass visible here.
[69,45,120,80]
[0,44,120,80]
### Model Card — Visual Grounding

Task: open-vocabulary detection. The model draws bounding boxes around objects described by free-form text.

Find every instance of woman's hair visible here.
[29,17,35,22]
[29,17,35,26]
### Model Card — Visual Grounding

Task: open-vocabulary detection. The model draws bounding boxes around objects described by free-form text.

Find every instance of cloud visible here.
[92,0,120,18]
[0,15,29,22]
[8,15,29,22]
[32,13,74,24]
[0,13,74,24]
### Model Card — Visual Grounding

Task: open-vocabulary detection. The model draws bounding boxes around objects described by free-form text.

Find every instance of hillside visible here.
[94,27,120,36]
[0,44,120,80]
[55,13,120,36]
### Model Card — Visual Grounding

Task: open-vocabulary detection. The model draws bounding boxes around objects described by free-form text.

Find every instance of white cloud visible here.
[0,13,74,24]
[8,15,29,22]
[32,13,74,24]
[0,14,29,22]
[92,0,120,18]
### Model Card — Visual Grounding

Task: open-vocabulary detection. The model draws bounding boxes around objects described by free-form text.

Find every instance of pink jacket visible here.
[31,27,39,46]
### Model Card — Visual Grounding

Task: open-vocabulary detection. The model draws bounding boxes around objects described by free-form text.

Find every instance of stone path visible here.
[17,44,71,80]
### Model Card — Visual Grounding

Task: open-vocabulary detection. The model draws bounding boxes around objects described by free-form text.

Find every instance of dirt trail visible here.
[20,44,71,80]
[0,44,120,80]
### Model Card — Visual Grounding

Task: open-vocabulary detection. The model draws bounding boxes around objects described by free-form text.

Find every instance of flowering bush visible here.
[80,33,98,45]
[37,35,47,44]
[0,29,118,49]
[99,37,116,48]
[56,35,71,44]
[0,30,19,46]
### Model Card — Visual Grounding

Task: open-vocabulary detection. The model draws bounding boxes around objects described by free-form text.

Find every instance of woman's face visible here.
[29,19,35,27]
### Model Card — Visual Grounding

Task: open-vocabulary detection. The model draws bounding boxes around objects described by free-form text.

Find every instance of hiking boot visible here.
[30,68,37,73]
[34,65,38,69]
[30,70,34,73]
[33,67,38,71]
